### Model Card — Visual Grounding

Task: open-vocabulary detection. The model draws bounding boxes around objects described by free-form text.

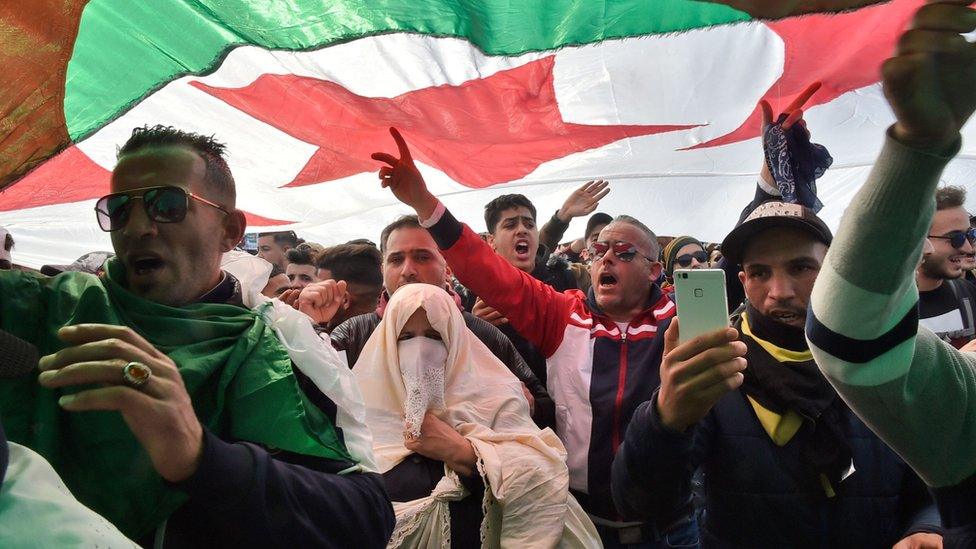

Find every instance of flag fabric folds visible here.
[1,0,973,268]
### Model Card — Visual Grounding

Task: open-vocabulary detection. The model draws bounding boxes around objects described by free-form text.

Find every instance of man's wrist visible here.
[414,191,439,221]
[164,426,206,483]
[655,395,689,434]
[418,199,446,228]
[555,209,572,224]
[891,123,959,155]
[449,438,478,476]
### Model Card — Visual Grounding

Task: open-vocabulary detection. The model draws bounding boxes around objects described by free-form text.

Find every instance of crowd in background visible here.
[0,3,974,548]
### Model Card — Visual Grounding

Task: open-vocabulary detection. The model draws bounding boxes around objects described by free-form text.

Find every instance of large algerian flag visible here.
[1,0,974,268]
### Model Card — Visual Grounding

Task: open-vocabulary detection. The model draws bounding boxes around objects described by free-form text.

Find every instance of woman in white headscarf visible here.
[354,283,600,548]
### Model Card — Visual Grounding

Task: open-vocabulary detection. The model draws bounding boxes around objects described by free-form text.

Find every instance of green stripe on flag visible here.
[65,0,751,141]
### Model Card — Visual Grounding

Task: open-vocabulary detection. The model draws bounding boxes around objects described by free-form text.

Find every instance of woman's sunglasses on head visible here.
[95,185,228,232]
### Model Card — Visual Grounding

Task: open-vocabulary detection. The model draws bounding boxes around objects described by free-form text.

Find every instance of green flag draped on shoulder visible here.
[0,258,351,538]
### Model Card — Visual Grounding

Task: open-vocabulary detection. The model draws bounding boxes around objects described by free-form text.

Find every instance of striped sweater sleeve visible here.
[806,130,976,488]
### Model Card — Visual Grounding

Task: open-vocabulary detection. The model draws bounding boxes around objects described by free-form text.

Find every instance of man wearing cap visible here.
[0,125,393,547]
[612,176,941,543]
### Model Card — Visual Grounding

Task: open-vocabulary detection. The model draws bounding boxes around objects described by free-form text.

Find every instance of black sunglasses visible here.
[675,250,709,268]
[588,240,654,263]
[95,185,228,232]
[928,228,976,249]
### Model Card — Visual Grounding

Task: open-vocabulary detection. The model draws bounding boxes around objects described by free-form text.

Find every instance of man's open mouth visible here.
[514,239,531,258]
[130,255,165,276]
[599,273,617,289]
[770,310,801,323]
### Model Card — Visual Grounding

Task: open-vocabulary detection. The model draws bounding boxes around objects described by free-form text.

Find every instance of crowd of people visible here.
[0,2,974,547]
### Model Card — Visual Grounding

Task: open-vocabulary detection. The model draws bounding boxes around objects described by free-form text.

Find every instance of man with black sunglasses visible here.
[917,185,976,348]
[373,128,705,547]
[0,125,394,547]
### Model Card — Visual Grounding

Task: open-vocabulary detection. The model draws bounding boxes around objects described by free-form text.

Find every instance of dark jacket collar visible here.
[196,271,245,308]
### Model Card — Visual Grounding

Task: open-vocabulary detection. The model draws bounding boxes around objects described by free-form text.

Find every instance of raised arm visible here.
[373,128,578,357]
[806,0,976,489]
[539,180,610,252]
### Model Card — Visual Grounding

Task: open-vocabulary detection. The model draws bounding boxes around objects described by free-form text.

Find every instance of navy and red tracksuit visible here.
[426,207,675,521]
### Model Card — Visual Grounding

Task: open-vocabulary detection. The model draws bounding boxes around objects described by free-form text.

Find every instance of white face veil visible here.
[397,335,448,438]
[353,283,534,472]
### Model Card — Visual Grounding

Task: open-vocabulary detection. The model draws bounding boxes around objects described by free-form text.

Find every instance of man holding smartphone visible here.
[612,197,941,547]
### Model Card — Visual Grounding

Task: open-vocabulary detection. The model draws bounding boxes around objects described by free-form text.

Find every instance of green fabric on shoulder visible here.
[0,258,352,539]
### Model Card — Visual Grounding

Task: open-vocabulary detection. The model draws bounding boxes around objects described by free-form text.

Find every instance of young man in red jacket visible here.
[373,133,744,547]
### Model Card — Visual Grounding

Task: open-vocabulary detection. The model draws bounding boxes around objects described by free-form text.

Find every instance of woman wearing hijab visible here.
[354,283,600,548]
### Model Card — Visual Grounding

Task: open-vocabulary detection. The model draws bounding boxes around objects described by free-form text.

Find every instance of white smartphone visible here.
[672,269,730,345]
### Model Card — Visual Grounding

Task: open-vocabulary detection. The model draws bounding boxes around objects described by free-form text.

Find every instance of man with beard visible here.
[0,125,393,547]
[916,186,976,348]
[613,199,941,547]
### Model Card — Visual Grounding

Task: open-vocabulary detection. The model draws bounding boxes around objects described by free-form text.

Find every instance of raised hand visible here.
[758,82,820,186]
[656,318,748,432]
[556,180,611,223]
[372,127,439,219]
[883,0,976,151]
[295,279,348,325]
[37,324,204,482]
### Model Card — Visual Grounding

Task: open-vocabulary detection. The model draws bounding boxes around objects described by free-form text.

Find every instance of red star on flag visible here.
[192,55,697,189]
[689,0,920,150]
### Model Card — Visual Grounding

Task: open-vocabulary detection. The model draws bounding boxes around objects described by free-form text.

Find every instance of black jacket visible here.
[331,309,555,429]
[613,380,940,548]
[384,454,485,548]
